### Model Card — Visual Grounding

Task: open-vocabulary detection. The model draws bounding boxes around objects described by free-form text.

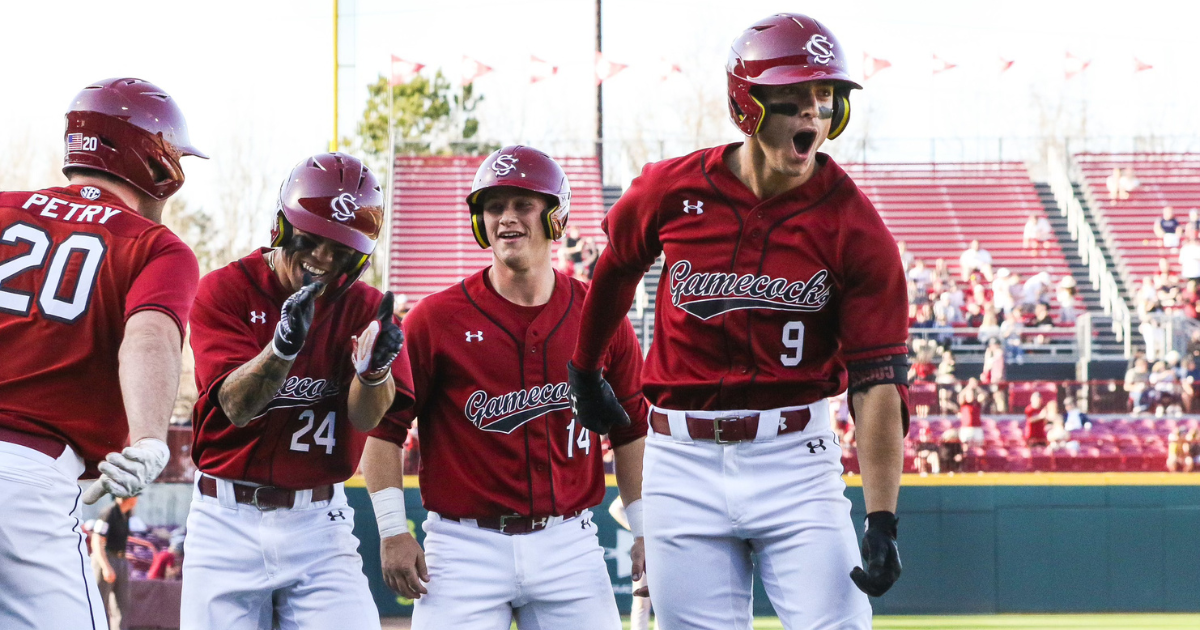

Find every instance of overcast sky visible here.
[2,0,1196,218]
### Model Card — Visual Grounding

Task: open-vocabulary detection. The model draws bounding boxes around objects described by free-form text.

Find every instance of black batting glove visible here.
[352,292,404,382]
[273,279,322,360]
[850,511,902,597]
[567,361,630,435]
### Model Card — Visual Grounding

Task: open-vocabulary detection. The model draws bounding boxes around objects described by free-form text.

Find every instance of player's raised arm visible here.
[570,165,663,435]
[216,279,321,427]
[346,292,403,431]
[362,435,428,599]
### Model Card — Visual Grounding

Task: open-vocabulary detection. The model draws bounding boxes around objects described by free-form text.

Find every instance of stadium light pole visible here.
[595,0,603,182]
[331,0,339,152]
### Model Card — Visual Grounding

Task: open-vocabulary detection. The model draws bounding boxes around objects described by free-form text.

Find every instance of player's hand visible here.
[82,438,171,505]
[631,536,649,597]
[850,511,902,597]
[351,292,403,383]
[567,361,630,434]
[381,533,428,599]
[272,278,322,360]
[102,566,117,584]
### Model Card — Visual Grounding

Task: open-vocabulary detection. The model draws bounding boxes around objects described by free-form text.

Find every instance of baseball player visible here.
[360,146,648,630]
[568,14,907,629]
[0,77,204,629]
[181,152,414,630]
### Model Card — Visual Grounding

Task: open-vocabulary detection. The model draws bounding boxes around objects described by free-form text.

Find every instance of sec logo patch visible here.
[80,186,101,201]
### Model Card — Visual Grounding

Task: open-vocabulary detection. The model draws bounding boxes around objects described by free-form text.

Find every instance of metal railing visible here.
[1046,146,1133,358]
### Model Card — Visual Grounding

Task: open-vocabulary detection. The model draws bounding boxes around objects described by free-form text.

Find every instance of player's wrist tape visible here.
[271,340,299,361]
[624,499,645,538]
[357,370,391,387]
[369,487,408,539]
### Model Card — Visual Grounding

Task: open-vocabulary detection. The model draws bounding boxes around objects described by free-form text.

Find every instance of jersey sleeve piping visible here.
[126,303,186,340]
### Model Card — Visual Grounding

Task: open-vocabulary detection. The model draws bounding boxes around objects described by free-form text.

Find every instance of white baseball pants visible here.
[180,475,380,630]
[642,400,872,630]
[0,441,106,630]
[412,510,621,630]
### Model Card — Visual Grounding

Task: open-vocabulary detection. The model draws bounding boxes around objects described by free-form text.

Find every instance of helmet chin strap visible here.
[766,103,834,119]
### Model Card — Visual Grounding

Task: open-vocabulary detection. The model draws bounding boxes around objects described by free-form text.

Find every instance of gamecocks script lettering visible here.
[668,260,831,320]
[464,382,572,434]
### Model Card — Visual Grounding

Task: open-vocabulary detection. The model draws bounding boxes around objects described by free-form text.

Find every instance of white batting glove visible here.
[82,438,171,505]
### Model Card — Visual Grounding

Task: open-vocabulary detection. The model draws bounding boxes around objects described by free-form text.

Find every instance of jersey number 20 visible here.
[0,223,105,322]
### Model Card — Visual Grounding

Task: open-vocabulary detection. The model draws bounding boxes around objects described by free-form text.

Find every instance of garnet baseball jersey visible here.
[0,184,199,468]
[189,248,415,489]
[583,146,908,411]
[370,268,648,519]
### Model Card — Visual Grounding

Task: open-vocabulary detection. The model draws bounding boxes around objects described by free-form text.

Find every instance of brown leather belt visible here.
[446,510,584,535]
[198,475,333,511]
[649,408,811,443]
[0,426,66,458]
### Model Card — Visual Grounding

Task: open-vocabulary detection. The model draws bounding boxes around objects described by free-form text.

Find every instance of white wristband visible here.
[369,487,408,539]
[271,341,299,361]
[625,499,645,538]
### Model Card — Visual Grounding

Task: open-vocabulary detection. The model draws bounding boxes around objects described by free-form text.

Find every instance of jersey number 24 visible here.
[290,410,336,455]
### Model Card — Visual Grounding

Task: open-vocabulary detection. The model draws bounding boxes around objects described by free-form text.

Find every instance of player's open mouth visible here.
[498,230,525,241]
[301,262,327,278]
[793,130,817,156]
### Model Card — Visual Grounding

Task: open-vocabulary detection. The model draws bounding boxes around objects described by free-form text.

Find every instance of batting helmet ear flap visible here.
[827,89,851,140]
[470,211,490,249]
[270,210,292,248]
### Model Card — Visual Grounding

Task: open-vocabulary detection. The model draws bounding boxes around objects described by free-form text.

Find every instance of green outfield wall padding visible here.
[343,483,1200,617]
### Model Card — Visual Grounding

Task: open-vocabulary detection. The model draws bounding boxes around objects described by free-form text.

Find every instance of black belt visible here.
[445,511,584,535]
[198,475,333,511]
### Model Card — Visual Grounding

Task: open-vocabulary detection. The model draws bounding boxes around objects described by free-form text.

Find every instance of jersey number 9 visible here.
[780,321,805,367]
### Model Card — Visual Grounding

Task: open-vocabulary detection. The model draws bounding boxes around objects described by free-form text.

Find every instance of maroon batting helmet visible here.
[466,146,571,249]
[726,14,861,139]
[63,78,207,200]
[271,152,385,286]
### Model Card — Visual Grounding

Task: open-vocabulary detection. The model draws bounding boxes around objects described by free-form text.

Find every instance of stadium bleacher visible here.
[844,162,1073,282]
[387,155,607,300]
[1074,152,1200,297]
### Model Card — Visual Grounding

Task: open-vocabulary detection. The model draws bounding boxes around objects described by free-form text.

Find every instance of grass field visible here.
[615,615,1200,629]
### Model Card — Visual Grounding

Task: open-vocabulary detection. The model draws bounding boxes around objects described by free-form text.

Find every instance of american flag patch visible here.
[66,133,85,151]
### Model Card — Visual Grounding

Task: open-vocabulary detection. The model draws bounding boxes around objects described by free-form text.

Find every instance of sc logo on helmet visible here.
[805,34,835,64]
[330,193,359,222]
[491,154,519,177]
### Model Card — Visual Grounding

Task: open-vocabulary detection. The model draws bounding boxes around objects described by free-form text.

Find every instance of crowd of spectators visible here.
[904,238,1078,367]
[1135,207,1200,360]
[555,225,600,281]
[1106,166,1140,201]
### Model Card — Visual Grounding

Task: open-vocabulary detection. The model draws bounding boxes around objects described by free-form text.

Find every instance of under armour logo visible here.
[491,154,519,176]
[581,517,592,529]
[465,331,483,342]
[807,439,826,453]
[804,33,835,64]
[682,199,704,215]
[328,510,345,521]
[330,193,358,222]
[80,186,102,201]
[532,517,548,528]
[251,311,266,324]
